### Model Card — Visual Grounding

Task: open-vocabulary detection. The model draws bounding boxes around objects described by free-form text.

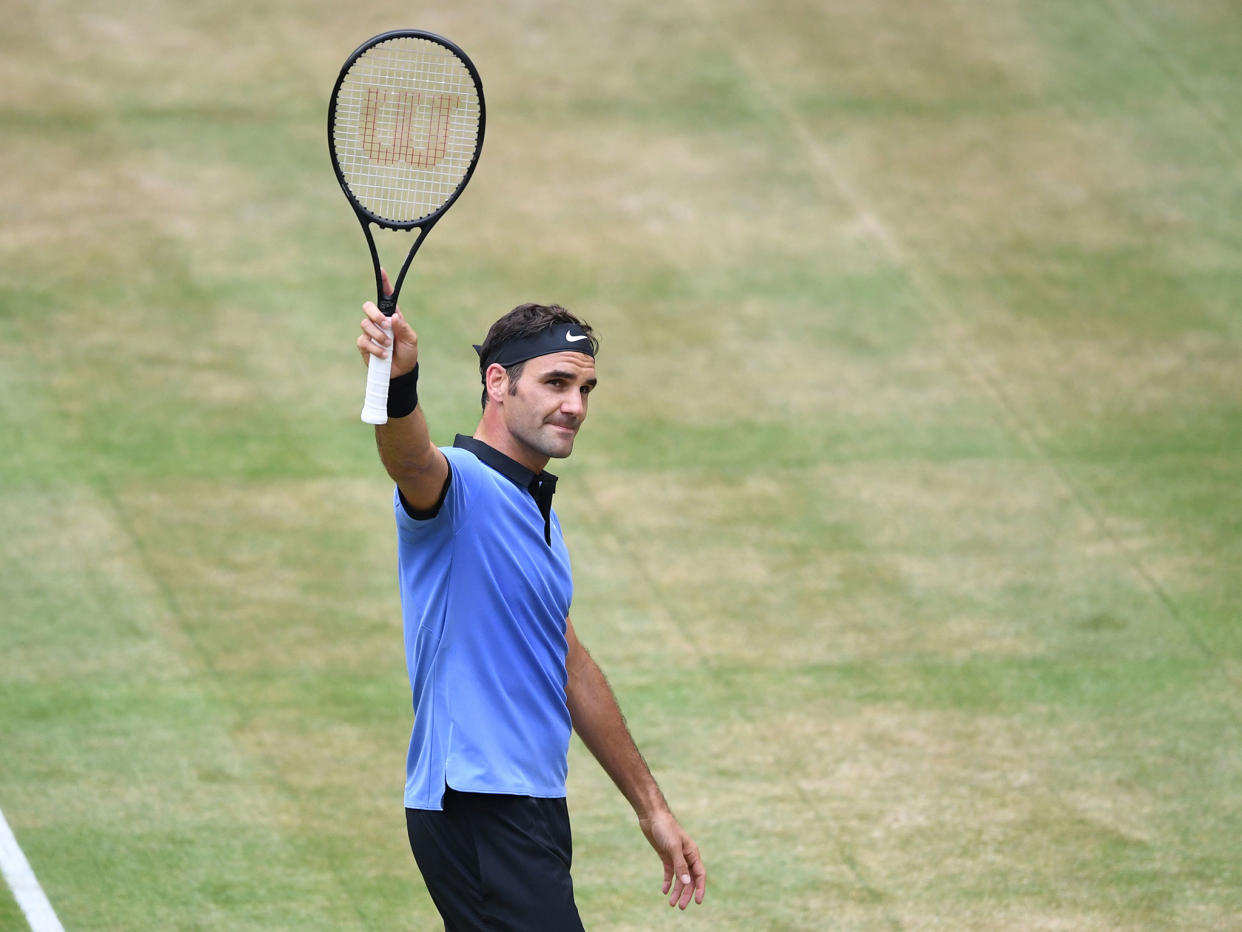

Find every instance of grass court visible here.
[2,0,1241,928]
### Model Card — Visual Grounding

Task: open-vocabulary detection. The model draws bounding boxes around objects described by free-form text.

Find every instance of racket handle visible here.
[360,318,393,424]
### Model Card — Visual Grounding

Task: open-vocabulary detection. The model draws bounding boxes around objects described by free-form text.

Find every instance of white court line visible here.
[0,807,64,932]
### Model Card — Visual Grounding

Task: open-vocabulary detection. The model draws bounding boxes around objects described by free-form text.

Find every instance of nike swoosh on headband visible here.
[565,332,589,342]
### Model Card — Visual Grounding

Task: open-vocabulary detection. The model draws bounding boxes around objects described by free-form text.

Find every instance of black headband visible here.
[474,323,596,370]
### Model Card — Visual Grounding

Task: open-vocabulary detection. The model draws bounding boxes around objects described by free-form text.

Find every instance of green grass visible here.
[2,0,1241,928]
[0,881,23,931]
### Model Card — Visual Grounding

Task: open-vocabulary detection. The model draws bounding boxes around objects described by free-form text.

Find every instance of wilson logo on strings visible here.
[361,89,461,168]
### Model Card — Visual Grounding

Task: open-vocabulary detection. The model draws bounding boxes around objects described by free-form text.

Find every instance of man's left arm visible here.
[564,617,707,910]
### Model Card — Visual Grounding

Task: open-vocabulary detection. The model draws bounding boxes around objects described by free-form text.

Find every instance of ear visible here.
[483,363,509,406]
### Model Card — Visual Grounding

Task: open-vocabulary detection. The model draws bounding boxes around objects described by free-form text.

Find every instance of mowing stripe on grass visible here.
[684,0,1234,693]
[1097,0,1242,163]
[0,808,63,932]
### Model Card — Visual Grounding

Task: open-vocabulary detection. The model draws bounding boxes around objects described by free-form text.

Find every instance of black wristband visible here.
[387,364,420,419]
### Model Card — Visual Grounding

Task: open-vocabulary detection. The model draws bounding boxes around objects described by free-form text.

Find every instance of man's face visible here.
[499,351,597,463]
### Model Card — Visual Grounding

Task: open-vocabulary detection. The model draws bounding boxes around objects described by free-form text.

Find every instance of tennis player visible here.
[357,279,706,930]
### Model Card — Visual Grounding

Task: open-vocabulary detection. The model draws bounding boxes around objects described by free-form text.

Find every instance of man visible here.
[356,277,706,930]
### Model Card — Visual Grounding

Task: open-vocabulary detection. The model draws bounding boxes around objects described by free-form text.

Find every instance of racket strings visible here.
[332,37,481,224]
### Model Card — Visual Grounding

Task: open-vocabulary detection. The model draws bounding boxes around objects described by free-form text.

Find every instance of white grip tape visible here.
[360,318,393,424]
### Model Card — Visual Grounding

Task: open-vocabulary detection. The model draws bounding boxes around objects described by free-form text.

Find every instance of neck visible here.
[474,413,550,474]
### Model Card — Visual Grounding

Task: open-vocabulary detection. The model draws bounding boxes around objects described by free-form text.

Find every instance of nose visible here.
[561,389,586,420]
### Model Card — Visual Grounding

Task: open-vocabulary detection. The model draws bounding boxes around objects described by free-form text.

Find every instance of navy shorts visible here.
[406,789,585,931]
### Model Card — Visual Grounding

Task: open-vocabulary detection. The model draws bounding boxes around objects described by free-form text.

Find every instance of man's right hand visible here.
[357,269,419,378]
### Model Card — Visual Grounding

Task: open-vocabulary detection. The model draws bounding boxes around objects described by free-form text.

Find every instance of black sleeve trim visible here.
[398,467,452,521]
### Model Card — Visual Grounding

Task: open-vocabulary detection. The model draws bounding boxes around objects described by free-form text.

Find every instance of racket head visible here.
[328,30,486,231]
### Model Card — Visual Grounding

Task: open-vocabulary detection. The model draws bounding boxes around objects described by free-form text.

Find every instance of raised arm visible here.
[564,618,706,910]
[356,272,449,510]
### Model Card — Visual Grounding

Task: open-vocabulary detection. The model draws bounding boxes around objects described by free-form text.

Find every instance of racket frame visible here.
[327,29,486,419]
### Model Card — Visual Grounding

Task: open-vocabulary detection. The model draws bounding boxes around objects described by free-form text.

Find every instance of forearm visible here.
[566,636,668,821]
[375,405,436,480]
[566,628,706,908]
[358,296,445,506]
[374,394,447,511]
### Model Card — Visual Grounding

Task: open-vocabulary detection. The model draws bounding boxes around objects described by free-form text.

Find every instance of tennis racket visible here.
[328,29,486,424]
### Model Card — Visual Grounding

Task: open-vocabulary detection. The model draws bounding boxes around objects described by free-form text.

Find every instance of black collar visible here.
[453,435,554,488]
[453,435,558,544]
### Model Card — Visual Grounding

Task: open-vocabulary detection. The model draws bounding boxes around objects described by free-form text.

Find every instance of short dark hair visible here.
[478,303,598,409]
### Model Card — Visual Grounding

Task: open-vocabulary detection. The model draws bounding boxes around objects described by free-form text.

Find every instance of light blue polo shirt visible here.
[396,435,574,811]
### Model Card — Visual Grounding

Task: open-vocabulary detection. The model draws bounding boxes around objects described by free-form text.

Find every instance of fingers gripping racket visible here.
[328,30,485,424]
